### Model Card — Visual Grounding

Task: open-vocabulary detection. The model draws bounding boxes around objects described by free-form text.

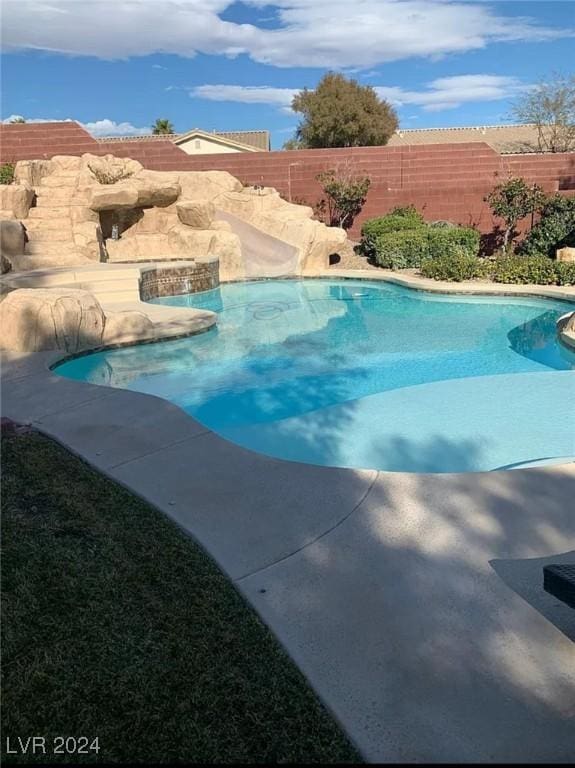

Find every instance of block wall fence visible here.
[1,122,573,242]
[174,144,575,241]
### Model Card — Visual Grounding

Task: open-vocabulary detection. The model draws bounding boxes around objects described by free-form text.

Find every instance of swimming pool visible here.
[55,279,575,473]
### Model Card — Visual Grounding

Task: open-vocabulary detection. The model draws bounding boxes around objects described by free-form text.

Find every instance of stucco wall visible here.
[177,136,251,154]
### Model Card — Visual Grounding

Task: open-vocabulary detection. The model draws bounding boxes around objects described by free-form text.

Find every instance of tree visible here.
[9,116,26,124]
[512,73,575,153]
[485,177,546,253]
[290,72,398,149]
[152,118,175,135]
[316,162,371,229]
[282,137,302,150]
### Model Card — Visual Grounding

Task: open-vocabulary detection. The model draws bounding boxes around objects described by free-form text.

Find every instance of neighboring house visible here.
[102,128,271,154]
[387,124,543,154]
[174,129,270,154]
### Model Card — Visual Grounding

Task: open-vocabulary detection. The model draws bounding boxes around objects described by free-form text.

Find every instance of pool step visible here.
[73,277,141,304]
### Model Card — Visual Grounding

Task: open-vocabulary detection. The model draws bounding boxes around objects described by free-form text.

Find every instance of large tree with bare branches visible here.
[513,73,575,153]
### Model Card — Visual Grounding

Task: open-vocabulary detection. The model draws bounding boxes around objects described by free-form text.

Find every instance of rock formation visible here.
[0,287,184,353]
[1,220,26,264]
[0,288,106,352]
[0,153,347,278]
[556,247,575,263]
[0,182,34,219]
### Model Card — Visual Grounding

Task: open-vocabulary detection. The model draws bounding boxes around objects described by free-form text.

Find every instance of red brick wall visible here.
[175,143,575,240]
[0,121,99,159]
[0,122,190,168]
[1,122,573,243]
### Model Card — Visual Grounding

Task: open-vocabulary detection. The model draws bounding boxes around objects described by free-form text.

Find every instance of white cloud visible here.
[82,119,152,136]
[1,115,151,136]
[2,1,570,68]
[191,84,297,107]
[2,114,72,124]
[191,75,530,114]
[375,75,530,112]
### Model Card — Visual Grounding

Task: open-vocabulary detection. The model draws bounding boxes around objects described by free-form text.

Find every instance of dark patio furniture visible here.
[543,564,575,609]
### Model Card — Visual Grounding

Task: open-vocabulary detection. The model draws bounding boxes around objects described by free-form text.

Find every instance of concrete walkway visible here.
[2,342,574,763]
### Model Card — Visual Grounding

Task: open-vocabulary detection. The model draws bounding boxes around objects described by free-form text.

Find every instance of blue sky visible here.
[1,1,573,148]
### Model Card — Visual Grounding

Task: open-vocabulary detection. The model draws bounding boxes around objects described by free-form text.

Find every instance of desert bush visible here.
[316,164,371,229]
[420,249,486,281]
[0,163,15,185]
[520,194,575,258]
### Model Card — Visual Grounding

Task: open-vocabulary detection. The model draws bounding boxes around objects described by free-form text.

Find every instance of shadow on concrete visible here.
[244,461,575,761]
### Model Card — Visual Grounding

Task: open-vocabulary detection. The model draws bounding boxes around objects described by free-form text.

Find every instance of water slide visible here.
[215,210,300,278]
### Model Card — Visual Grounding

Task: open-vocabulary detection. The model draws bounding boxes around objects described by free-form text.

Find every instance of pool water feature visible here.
[55,279,575,474]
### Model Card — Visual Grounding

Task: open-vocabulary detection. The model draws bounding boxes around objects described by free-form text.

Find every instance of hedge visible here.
[360,208,425,258]
[422,254,575,285]
[426,227,480,260]
[490,255,575,286]
[420,250,486,282]
[370,225,480,269]
[373,229,428,269]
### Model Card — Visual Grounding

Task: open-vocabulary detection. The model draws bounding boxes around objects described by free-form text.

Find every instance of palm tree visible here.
[152,118,175,135]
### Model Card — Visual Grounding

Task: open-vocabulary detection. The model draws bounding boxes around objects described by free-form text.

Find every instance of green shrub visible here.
[553,261,575,286]
[490,255,558,285]
[420,249,485,281]
[362,214,420,238]
[368,221,480,270]
[520,194,575,258]
[0,163,15,185]
[373,229,429,269]
[426,226,480,260]
[360,208,425,257]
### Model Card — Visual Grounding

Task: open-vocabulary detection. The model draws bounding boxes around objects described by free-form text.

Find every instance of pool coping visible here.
[315,267,575,303]
[2,274,575,763]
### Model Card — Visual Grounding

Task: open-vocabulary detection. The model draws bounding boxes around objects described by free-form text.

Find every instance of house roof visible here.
[211,130,270,151]
[173,128,268,152]
[100,128,270,152]
[387,124,543,154]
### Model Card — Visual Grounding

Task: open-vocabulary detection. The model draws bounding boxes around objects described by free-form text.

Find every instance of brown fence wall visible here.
[173,143,575,240]
[1,123,573,242]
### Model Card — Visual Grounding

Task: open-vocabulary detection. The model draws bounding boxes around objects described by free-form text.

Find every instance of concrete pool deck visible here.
[1,273,575,762]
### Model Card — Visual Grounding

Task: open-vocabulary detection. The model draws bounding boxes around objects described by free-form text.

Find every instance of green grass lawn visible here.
[1,429,360,764]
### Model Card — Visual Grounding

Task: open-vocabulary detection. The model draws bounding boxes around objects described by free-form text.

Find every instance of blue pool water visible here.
[55,279,575,473]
